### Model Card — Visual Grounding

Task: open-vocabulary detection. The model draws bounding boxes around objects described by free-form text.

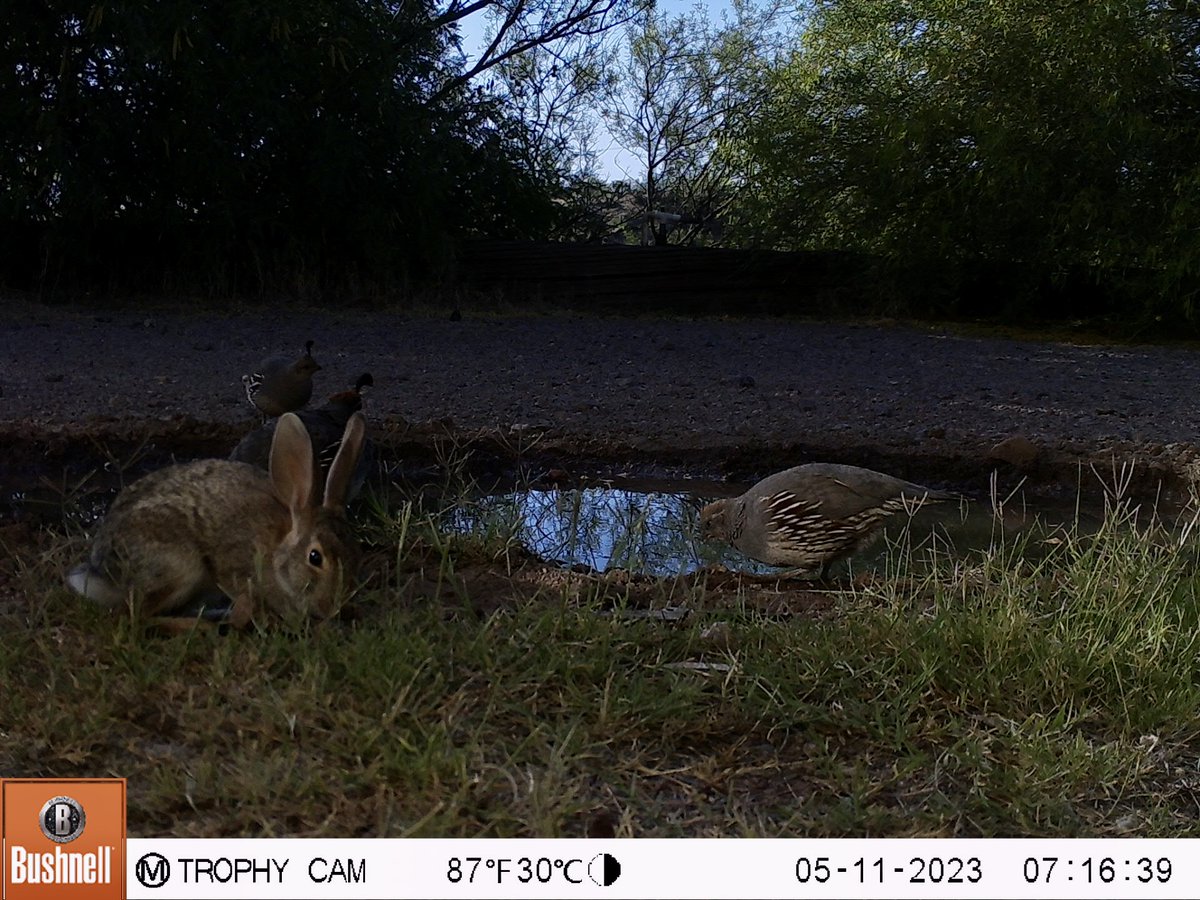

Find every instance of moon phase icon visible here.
[588,852,621,887]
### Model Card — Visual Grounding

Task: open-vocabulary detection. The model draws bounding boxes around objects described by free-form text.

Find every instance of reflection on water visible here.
[10,465,1194,581]
[445,484,1191,577]
[446,487,760,576]
[4,487,112,530]
[444,486,988,576]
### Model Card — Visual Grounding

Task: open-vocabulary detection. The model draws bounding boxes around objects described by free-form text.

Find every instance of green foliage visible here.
[0,1,557,297]
[603,0,786,245]
[733,0,1200,318]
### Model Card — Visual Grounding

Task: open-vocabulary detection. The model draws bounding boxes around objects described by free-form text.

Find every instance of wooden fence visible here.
[455,241,873,315]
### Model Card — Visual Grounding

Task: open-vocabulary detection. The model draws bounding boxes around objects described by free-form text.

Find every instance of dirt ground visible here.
[7,290,1200,846]
[3,296,1200,503]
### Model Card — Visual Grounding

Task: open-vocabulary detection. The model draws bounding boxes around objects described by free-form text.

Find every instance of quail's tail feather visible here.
[65,562,123,606]
[913,486,963,503]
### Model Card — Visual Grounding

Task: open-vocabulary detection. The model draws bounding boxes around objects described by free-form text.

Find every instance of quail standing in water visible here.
[242,339,321,418]
[699,463,957,579]
[232,374,374,500]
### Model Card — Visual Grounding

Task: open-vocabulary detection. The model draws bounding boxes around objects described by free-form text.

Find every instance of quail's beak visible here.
[698,501,726,540]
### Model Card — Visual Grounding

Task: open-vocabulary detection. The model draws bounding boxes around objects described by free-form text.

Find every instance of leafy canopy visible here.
[734,0,1200,313]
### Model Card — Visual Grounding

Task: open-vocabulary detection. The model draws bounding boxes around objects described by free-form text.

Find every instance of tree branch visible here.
[433,0,640,100]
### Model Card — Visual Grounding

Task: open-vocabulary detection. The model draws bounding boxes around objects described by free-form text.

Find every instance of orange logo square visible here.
[2,779,126,900]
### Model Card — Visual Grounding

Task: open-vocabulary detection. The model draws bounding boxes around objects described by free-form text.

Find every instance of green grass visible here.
[3,480,1200,838]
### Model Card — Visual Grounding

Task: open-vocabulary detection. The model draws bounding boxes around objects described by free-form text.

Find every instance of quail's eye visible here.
[308,548,324,568]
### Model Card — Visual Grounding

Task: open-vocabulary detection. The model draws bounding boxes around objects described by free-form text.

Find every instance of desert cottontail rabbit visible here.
[66,412,367,628]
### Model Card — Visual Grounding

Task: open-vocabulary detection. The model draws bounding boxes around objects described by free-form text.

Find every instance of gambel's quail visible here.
[242,340,321,418]
[699,463,957,578]
[232,374,373,500]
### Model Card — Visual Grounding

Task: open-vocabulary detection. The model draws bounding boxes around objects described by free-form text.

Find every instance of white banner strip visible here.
[122,838,1195,900]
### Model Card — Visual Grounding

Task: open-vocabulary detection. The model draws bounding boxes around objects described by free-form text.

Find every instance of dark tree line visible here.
[0,1,608,297]
[7,1,1200,324]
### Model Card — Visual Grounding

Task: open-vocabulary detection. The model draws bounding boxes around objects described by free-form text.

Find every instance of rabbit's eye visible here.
[308,548,324,568]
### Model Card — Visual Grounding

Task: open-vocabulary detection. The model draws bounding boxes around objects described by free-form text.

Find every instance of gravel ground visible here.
[3,298,1200,488]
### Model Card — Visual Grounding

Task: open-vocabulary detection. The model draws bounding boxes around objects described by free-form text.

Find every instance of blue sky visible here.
[456,1,740,180]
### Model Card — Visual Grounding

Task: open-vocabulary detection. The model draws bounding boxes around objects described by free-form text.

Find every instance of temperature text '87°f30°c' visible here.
[446,855,620,887]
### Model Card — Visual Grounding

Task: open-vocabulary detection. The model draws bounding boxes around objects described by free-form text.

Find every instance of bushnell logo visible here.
[39,796,86,843]
[2,778,126,899]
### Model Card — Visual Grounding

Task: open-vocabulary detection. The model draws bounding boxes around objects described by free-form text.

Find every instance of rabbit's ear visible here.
[271,412,317,516]
[324,412,367,510]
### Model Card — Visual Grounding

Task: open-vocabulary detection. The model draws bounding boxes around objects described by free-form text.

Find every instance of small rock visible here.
[989,434,1040,468]
[737,375,756,389]
[44,373,64,383]
[925,426,946,440]
[700,621,734,651]
[618,606,689,622]
[1113,813,1140,833]
[584,811,618,839]
[663,660,734,673]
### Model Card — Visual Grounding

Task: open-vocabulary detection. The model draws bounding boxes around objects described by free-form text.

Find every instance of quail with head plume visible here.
[242,339,321,418]
[232,373,374,500]
[699,463,957,579]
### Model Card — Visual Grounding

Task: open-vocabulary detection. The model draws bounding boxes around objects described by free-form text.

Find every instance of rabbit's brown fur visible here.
[67,413,366,628]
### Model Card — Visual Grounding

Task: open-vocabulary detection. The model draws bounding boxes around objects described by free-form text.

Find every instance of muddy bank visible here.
[1,417,1195,525]
[2,298,1199,508]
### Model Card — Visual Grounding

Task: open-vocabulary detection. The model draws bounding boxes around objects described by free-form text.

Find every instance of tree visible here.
[734,0,1200,315]
[0,1,647,296]
[432,0,644,99]
[602,0,786,246]
[486,32,617,197]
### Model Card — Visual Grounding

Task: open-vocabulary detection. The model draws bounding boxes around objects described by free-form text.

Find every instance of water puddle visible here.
[442,482,1172,577]
[446,486,761,576]
[4,485,115,531]
[10,461,1196,580]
